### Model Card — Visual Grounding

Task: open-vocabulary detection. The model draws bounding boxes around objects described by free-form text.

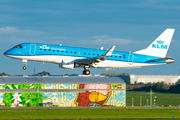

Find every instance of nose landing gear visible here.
[23,66,27,70]
[83,65,90,75]
[22,59,28,70]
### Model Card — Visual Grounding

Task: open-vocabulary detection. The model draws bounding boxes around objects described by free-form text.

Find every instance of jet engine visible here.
[59,60,80,69]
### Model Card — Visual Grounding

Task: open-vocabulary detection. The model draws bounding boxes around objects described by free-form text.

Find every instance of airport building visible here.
[0,76,126,107]
[130,75,180,85]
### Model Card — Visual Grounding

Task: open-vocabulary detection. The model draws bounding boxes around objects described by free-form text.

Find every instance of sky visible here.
[0,0,180,76]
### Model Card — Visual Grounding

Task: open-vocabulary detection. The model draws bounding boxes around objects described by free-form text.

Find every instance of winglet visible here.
[103,46,116,57]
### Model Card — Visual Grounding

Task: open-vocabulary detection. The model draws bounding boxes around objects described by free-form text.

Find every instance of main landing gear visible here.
[83,65,90,75]
[83,70,90,75]
[22,59,28,70]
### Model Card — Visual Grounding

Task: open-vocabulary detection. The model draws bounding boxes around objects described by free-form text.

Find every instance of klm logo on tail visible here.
[152,40,167,49]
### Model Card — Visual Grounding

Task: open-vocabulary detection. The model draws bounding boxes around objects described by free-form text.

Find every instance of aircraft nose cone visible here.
[4,51,7,55]
[4,50,10,56]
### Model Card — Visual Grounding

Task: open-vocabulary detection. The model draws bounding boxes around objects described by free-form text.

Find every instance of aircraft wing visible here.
[76,46,116,64]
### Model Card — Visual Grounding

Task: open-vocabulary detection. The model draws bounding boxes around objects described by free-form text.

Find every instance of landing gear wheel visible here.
[86,70,90,75]
[23,66,26,70]
[83,70,90,75]
[83,70,86,74]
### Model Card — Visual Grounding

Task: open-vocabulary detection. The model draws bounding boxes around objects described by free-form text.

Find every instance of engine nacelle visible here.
[59,60,80,69]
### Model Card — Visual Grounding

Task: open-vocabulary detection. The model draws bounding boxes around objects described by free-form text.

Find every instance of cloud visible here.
[172,40,177,43]
[0,15,13,22]
[0,26,44,35]
[45,35,134,46]
[91,35,107,39]
[0,36,43,44]
[0,27,45,44]
[79,36,134,45]
[53,36,68,39]
[42,35,135,48]
[0,27,18,33]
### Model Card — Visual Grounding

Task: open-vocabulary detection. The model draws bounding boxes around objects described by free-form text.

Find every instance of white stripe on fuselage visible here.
[5,55,166,69]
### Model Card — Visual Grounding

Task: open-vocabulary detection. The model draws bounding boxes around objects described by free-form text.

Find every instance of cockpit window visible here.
[14,45,18,48]
[14,45,22,49]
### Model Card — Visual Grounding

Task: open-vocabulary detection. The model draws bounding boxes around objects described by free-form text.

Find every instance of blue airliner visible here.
[4,29,175,75]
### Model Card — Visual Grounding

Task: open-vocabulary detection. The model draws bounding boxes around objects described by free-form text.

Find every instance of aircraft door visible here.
[128,52,134,65]
[30,44,36,55]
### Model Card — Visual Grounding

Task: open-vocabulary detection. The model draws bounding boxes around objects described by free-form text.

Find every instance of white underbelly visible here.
[6,55,84,64]
[6,55,165,68]
[95,60,165,69]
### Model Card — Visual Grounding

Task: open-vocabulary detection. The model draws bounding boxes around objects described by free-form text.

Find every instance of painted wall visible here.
[0,83,126,107]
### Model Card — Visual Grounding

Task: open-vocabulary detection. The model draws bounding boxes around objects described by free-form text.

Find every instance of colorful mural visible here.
[74,84,125,107]
[0,83,125,107]
[75,84,111,106]
[0,84,43,107]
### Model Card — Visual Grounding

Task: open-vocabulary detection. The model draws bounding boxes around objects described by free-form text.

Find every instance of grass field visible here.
[0,109,180,119]
[126,91,180,107]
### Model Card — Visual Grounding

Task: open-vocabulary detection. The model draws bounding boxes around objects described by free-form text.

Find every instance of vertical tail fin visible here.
[134,28,175,58]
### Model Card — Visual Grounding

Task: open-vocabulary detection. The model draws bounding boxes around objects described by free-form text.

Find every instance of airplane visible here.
[4,28,175,75]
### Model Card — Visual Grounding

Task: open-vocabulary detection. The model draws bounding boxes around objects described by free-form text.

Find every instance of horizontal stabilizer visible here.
[148,57,174,64]
[148,57,173,62]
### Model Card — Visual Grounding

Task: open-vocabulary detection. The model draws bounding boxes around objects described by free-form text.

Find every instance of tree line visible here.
[101,72,130,76]
[131,79,180,93]
[0,72,10,76]
[0,71,51,76]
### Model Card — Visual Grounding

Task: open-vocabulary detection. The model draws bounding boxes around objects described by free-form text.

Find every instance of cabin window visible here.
[93,54,95,55]
[66,51,68,53]
[57,50,59,52]
[119,56,121,58]
[53,50,55,52]
[123,55,126,58]
[97,54,99,56]
[115,56,117,58]
[49,49,50,51]
[62,50,64,52]
[84,53,86,55]
[40,48,42,50]
[70,51,72,53]
[111,55,112,57]
[44,49,46,51]
[88,53,90,55]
